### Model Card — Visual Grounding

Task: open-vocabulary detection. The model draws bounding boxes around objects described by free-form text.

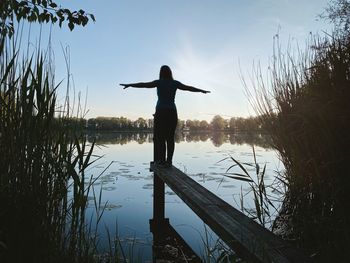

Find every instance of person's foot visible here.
[164,161,172,168]
[155,160,172,168]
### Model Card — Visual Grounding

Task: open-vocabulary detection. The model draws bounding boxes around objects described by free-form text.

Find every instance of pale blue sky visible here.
[29,0,331,121]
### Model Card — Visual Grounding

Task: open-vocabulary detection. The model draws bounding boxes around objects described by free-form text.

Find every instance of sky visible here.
[27,0,332,121]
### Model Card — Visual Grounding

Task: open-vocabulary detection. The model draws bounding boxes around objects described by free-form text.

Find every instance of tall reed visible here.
[220,146,280,230]
[245,34,350,261]
[0,33,99,262]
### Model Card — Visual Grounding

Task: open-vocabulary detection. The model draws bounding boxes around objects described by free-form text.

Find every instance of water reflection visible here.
[86,132,281,261]
[87,131,272,148]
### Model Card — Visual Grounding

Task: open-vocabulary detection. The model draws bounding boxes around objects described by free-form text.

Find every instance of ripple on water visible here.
[121,164,135,168]
[221,184,236,188]
[121,174,144,180]
[121,237,147,245]
[110,171,122,175]
[105,203,123,210]
[142,184,153,190]
[99,174,116,184]
[209,172,222,175]
[102,186,117,191]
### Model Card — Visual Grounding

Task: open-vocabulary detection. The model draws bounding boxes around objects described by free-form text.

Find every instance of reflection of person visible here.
[120,65,210,167]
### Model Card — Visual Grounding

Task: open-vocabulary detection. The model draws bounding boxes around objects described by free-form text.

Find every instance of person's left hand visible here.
[120,84,130,89]
[202,90,210,94]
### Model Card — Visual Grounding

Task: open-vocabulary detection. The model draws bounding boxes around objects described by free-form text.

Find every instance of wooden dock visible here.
[150,163,309,263]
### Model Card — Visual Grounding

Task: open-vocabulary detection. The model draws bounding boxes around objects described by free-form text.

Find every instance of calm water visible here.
[85,132,283,261]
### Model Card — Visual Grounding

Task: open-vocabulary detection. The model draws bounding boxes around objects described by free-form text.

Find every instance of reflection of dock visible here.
[150,168,202,262]
[150,163,309,263]
[150,218,202,262]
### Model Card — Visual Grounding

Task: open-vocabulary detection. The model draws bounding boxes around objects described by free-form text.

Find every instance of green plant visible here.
[0,0,95,37]
[219,146,279,228]
[0,32,104,262]
[200,224,241,263]
[244,30,350,260]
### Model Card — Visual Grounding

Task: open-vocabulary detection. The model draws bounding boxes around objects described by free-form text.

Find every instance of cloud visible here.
[167,37,252,120]
[170,37,236,91]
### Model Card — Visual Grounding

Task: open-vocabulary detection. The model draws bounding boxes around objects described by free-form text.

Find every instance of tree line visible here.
[87,130,272,148]
[83,115,263,132]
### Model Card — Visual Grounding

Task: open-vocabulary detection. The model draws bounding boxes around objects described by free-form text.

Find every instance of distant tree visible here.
[210,115,226,130]
[0,0,95,37]
[148,118,154,129]
[176,119,185,132]
[85,115,265,132]
[86,116,156,131]
[192,120,201,130]
[229,117,236,131]
[199,120,210,130]
[186,119,206,131]
[134,117,147,129]
[185,119,193,130]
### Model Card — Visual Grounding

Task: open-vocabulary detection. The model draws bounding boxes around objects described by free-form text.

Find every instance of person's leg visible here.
[154,110,166,163]
[165,109,178,165]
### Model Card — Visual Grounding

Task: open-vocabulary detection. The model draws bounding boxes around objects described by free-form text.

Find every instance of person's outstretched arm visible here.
[120,81,157,89]
[178,83,210,94]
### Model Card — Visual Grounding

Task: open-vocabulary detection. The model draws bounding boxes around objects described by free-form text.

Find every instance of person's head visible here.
[159,65,173,80]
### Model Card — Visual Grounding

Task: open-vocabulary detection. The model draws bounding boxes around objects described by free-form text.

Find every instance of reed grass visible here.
[200,224,241,263]
[245,33,350,261]
[0,32,103,262]
[219,146,280,229]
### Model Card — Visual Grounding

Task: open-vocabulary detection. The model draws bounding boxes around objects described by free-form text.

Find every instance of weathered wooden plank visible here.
[151,163,309,263]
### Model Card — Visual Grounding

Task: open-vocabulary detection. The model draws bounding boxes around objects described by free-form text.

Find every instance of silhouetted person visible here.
[120,65,210,167]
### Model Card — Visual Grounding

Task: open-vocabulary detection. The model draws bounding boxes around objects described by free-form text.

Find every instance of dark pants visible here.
[154,108,178,163]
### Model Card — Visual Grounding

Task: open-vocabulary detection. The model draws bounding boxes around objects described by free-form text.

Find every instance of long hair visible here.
[159,65,173,80]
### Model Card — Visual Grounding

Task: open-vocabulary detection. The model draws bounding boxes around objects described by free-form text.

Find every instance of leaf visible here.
[81,16,88,26]
[217,176,225,190]
[229,155,250,177]
[225,172,250,177]
[255,163,259,176]
[252,145,257,165]
[225,163,237,172]
[90,14,95,22]
[261,163,266,178]
[216,156,229,163]
[45,13,50,22]
[39,13,46,22]
[223,175,254,183]
[242,162,255,167]
[33,6,39,15]
[0,53,17,85]
[253,190,262,223]
[68,22,74,31]
[82,141,96,170]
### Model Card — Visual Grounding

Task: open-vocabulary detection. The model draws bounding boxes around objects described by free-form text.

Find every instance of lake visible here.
[85,132,283,261]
